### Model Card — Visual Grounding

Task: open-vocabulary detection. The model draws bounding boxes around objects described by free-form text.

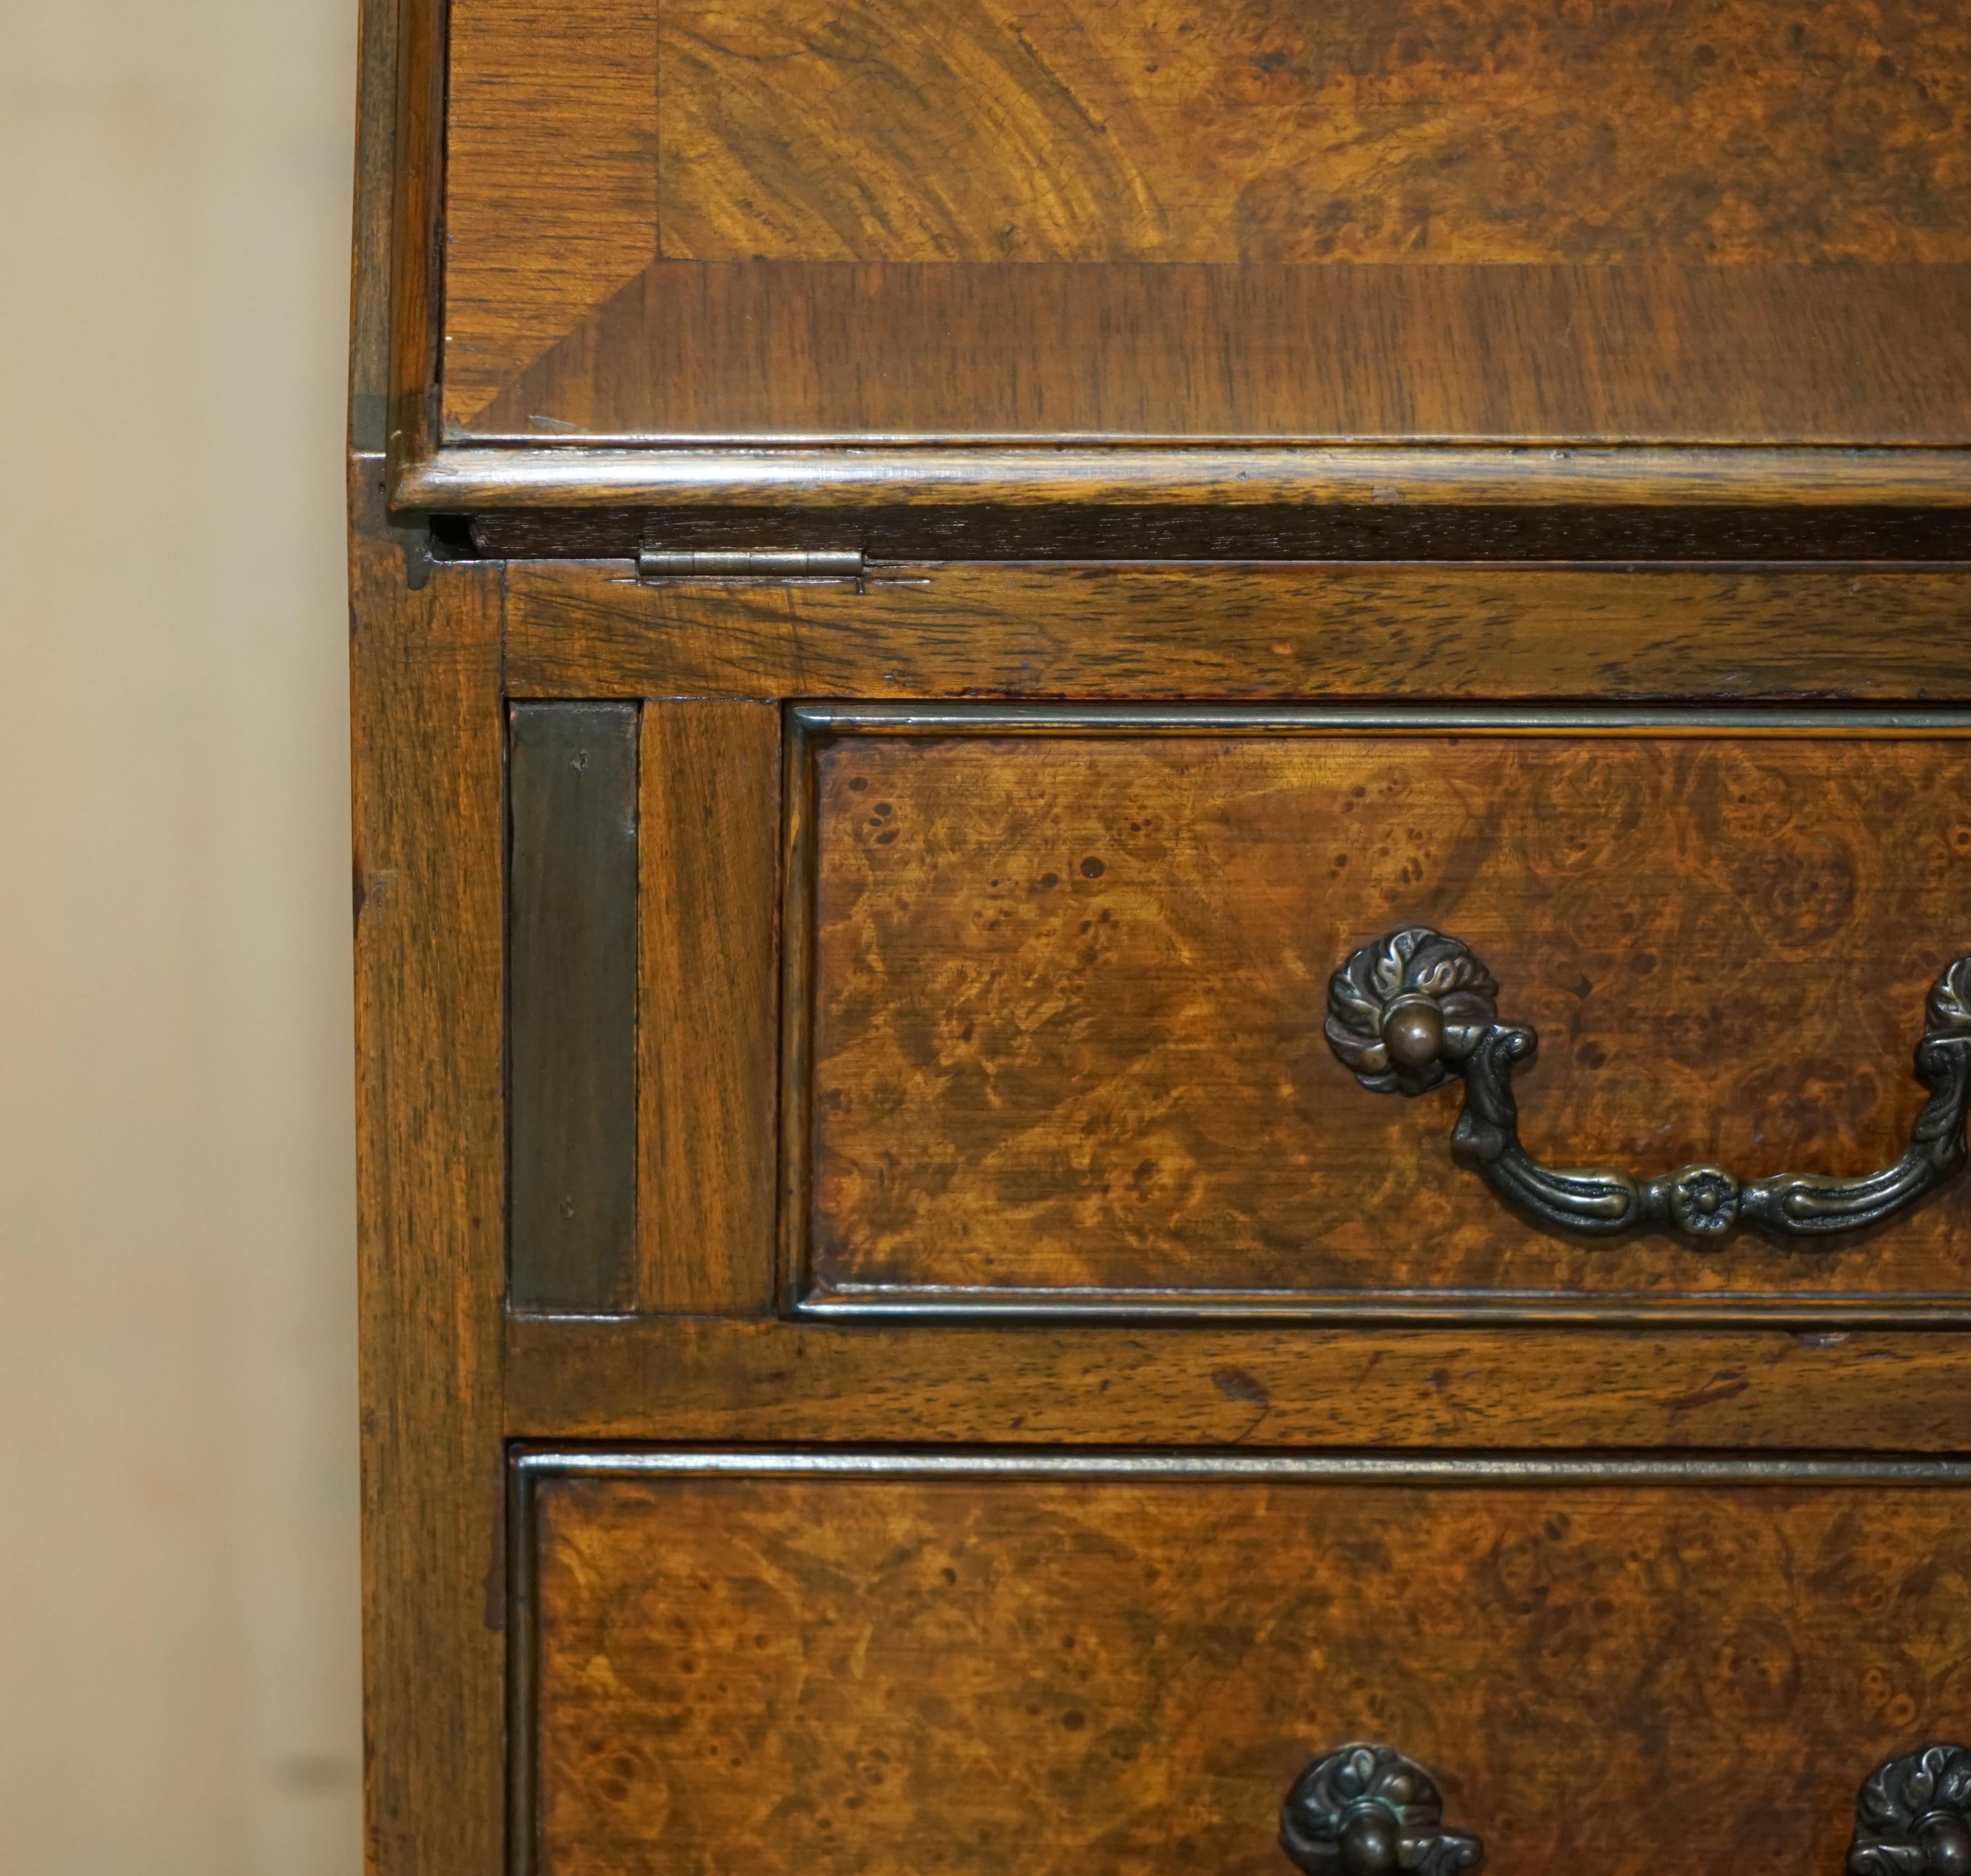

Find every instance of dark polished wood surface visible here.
[508,703,640,1312]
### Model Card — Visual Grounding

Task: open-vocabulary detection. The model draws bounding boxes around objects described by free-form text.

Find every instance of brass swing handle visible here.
[1277,1741,1971,1875]
[1324,927,1971,1241]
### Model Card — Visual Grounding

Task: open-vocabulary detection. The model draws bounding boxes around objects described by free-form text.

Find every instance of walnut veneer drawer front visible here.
[511,1451,1971,1876]
[791,707,1971,1323]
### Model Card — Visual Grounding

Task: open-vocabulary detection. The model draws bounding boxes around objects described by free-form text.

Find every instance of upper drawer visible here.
[789,706,1971,1324]
[440,0,1971,453]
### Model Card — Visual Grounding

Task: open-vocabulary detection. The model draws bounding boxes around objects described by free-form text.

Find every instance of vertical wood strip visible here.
[638,700,781,1314]
[350,460,505,1876]
[386,0,445,470]
[509,703,640,1311]
[443,0,659,427]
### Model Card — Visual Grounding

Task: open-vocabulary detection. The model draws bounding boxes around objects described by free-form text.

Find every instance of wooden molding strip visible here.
[397,443,1971,515]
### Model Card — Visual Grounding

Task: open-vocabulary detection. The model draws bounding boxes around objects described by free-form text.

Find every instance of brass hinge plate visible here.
[636,548,865,586]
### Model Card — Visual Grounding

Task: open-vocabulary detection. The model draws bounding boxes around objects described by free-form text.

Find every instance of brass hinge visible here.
[636,548,865,588]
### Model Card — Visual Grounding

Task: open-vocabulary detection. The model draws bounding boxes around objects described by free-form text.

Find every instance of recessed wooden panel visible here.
[795,712,1971,1316]
[657,0,1971,265]
[509,703,641,1312]
[518,1454,1971,1876]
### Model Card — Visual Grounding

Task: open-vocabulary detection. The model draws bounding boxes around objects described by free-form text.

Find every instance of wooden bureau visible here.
[349,1,1971,1869]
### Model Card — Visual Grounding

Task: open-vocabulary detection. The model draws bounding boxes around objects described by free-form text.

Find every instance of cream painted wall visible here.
[0,0,361,1869]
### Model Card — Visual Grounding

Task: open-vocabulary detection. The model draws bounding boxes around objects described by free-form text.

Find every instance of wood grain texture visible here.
[504,561,1971,705]
[442,0,657,427]
[801,725,1971,1309]
[637,702,781,1314]
[501,1315,1971,1452]
[430,440,1971,561]
[386,0,445,469]
[437,0,1971,449]
[527,1466,1971,1876]
[467,261,1971,446]
[426,445,1971,514]
[350,460,506,1876]
[657,0,1971,265]
[509,704,641,1313]
[349,0,398,450]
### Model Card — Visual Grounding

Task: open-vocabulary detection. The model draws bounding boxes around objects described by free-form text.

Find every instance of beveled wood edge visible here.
[396,443,1971,516]
[509,1449,535,1876]
[793,1290,1971,1328]
[349,0,441,465]
[512,1447,1971,1483]
[788,702,1971,735]
[778,706,819,1316]
[348,0,397,452]
[386,0,444,474]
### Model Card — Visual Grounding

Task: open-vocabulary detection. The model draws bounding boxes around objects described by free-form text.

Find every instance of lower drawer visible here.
[511,1451,1971,1876]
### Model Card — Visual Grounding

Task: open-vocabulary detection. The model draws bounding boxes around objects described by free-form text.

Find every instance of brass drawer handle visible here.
[1852,1745,1971,1876]
[1281,1742,1483,1876]
[1326,927,1971,1241]
[1278,1740,1970,1874]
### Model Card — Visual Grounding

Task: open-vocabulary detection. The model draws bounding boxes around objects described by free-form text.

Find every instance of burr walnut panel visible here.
[521,1458,1971,1876]
[658,0,1971,265]
[798,716,1971,1316]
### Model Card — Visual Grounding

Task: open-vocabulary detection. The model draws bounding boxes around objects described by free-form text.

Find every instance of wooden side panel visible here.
[509,704,641,1312]
[443,0,658,427]
[527,1466,1971,1876]
[801,724,1971,1311]
[350,463,506,1876]
[636,702,781,1313]
[503,563,1971,706]
[657,0,1971,265]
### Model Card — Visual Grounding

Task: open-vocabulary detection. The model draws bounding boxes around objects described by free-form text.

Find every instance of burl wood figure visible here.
[349,0,1971,1870]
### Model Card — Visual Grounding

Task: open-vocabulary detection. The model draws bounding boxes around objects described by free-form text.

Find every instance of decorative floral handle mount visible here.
[1281,1742,1482,1876]
[1850,1744,1971,1876]
[1325,927,1971,1241]
[1275,1739,1971,1874]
